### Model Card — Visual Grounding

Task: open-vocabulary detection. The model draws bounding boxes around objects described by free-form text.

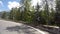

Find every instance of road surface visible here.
[0,20,49,34]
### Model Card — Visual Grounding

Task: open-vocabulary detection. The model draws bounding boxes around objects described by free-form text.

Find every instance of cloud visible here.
[0,1,3,6]
[31,0,41,6]
[8,1,20,9]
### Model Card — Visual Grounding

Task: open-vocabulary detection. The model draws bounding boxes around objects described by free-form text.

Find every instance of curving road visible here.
[0,20,49,34]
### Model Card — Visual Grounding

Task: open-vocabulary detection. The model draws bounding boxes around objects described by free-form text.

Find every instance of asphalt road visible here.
[0,20,49,34]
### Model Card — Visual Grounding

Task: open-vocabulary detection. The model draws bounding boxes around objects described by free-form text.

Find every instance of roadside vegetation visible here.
[1,0,60,26]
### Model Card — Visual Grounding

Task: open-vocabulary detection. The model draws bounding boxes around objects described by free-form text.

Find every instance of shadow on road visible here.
[6,25,37,34]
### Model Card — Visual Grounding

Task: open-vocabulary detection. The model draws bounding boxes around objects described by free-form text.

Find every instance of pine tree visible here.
[23,0,31,22]
[34,3,40,25]
[9,8,14,20]
[42,0,49,25]
[49,8,55,25]
[55,0,60,26]
[1,11,6,19]
[15,8,21,21]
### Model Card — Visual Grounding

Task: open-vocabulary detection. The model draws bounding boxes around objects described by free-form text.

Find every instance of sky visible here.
[0,0,41,11]
[0,0,55,12]
[0,0,20,11]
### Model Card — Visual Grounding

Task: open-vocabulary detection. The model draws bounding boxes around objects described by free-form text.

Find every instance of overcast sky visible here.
[0,0,55,11]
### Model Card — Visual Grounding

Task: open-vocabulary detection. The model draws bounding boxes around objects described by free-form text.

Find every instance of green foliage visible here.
[2,0,59,26]
[9,8,14,20]
[49,8,55,25]
[22,0,32,22]
[40,0,50,24]
[1,11,6,19]
[9,8,21,21]
[55,0,60,26]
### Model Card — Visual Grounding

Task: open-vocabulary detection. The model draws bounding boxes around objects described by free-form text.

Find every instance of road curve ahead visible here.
[0,20,49,34]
